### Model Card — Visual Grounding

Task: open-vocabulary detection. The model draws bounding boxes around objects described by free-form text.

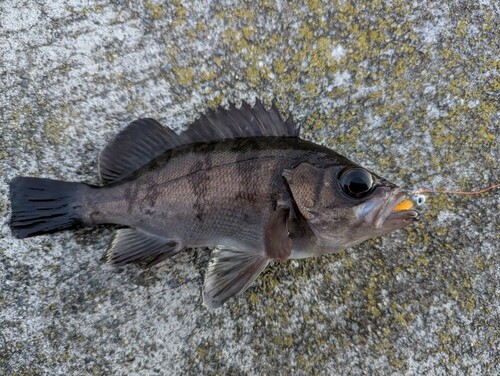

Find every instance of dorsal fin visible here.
[98,99,299,184]
[181,99,299,144]
[98,118,182,184]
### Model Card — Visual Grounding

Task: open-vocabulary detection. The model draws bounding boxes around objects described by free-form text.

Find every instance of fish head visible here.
[283,162,418,252]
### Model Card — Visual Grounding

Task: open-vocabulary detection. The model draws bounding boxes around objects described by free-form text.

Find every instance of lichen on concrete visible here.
[0,0,498,374]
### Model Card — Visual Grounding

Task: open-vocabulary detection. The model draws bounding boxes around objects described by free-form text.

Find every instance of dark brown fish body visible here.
[86,138,338,252]
[10,100,418,307]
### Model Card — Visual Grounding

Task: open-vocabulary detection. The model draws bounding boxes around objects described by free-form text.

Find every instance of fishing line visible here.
[415,183,500,196]
[409,183,499,206]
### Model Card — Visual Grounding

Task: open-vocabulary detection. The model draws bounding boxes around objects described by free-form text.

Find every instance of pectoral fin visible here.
[264,207,292,260]
[203,248,269,308]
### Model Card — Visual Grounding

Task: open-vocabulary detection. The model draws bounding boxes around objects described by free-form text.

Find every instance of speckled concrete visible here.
[1,0,498,374]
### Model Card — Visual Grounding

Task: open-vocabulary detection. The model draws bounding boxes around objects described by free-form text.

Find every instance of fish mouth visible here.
[376,190,419,229]
[357,188,419,230]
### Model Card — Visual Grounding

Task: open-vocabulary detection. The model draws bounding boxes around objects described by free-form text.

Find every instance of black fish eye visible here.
[338,168,374,198]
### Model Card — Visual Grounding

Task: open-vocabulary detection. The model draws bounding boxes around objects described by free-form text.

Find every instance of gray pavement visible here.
[1,1,498,374]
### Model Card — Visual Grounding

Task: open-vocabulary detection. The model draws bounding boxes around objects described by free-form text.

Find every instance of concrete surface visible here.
[1,0,498,374]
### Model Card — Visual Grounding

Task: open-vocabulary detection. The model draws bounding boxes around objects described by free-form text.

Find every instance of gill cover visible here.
[282,163,323,221]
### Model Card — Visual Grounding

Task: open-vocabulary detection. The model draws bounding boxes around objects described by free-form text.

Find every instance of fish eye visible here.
[338,168,374,198]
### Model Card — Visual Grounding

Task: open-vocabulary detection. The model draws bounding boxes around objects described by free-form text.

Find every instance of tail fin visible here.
[9,177,87,239]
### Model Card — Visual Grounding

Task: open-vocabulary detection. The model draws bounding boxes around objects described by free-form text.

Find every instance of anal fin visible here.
[203,248,269,308]
[104,228,182,267]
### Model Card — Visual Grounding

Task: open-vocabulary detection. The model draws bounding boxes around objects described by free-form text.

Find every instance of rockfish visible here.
[9,100,419,307]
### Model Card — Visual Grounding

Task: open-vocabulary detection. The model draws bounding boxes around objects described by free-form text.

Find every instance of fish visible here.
[9,99,419,308]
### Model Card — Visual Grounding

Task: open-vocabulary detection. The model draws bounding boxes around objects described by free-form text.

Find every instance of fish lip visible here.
[376,190,419,228]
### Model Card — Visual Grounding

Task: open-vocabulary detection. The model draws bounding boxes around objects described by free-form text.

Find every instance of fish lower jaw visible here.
[386,209,419,221]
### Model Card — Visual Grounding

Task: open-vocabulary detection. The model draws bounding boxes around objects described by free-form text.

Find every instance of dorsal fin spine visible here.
[98,99,300,184]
